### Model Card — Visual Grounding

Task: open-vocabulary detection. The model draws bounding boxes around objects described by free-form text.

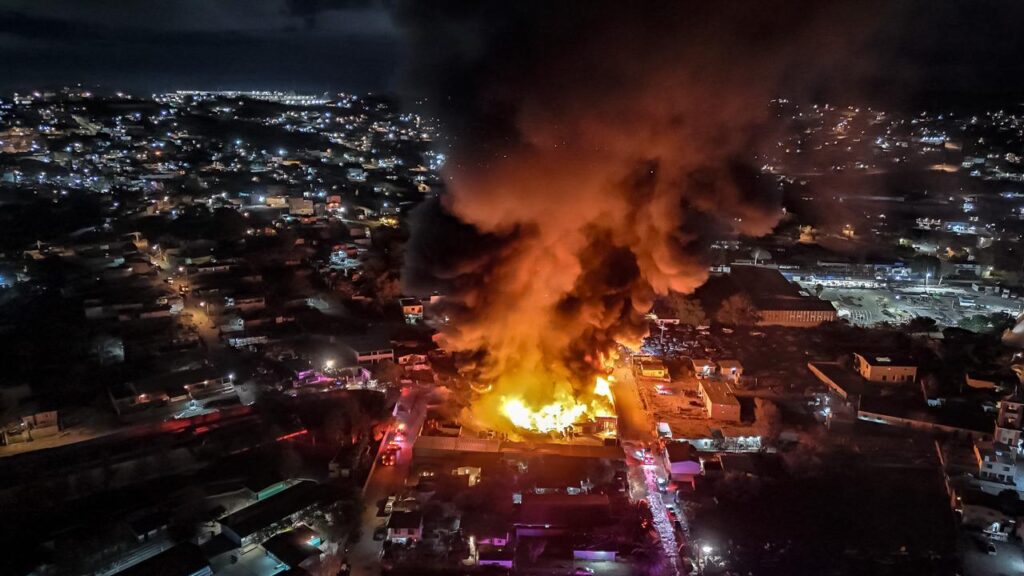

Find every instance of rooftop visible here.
[856,353,916,367]
[699,379,739,406]
[388,511,423,530]
[517,493,612,529]
[729,265,837,312]
[262,524,322,569]
[117,543,208,576]
[219,480,323,539]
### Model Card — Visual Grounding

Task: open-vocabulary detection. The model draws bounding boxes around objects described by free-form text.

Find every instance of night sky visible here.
[2,0,1024,107]
[0,0,400,94]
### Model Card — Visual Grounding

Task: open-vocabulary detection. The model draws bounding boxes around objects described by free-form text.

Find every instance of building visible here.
[399,297,424,324]
[338,334,394,364]
[974,387,1024,496]
[717,359,743,384]
[698,379,740,422]
[514,493,612,537]
[728,265,837,327]
[117,543,212,576]
[664,441,702,490]
[287,198,314,215]
[994,390,1024,450]
[690,358,715,378]
[387,511,423,543]
[853,353,917,383]
[108,366,234,417]
[261,525,324,572]
[810,362,993,439]
[634,356,670,380]
[219,480,323,549]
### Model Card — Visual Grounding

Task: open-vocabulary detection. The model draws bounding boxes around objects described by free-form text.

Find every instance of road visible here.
[348,392,427,576]
[611,367,655,443]
[613,365,683,575]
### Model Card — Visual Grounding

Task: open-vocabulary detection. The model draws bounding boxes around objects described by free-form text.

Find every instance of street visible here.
[613,365,683,575]
[347,391,427,576]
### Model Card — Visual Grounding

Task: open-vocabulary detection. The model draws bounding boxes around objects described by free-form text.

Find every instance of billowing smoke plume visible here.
[396,1,880,428]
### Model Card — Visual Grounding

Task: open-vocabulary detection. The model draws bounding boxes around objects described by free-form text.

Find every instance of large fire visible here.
[498,375,616,433]
[402,4,794,441]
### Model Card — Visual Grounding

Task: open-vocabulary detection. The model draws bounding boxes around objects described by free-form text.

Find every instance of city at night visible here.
[5,2,1024,575]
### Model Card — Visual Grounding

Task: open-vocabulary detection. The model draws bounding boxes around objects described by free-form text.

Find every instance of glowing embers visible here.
[498,375,616,433]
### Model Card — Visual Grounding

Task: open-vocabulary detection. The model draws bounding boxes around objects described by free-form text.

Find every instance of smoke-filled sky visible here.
[392,1,1024,427]
[2,0,1024,105]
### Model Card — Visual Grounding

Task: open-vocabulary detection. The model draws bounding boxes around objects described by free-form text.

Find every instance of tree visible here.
[663,292,707,326]
[921,373,943,398]
[323,408,351,445]
[373,359,406,387]
[754,398,782,440]
[958,312,1014,334]
[715,294,761,326]
[906,316,938,333]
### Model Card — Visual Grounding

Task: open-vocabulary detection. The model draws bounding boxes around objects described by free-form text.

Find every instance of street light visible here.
[698,544,714,575]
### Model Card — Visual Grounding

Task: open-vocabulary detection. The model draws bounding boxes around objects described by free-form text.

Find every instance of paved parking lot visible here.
[961,533,1024,576]
[811,285,1021,328]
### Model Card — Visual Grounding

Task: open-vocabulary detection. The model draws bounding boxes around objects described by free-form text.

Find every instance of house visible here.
[387,511,423,543]
[635,357,670,381]
[853,353,917,383]
[974,387,1024,496]
[117,543,212,576]
[717,359,743,383]
[399,297,424,324]
[698,379,740,422]
[664,441,701,490]
[690,358,716,378]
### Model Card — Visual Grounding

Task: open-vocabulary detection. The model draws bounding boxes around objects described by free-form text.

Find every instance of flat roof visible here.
[517,494,612,528]
[116,543,208,576]
[129,366,225,396]
[388,511,423,530]
[856,353,916,367]
[729,265,837,312]
[699,379,738,406]
[807,362,874,398]
[262,525,321,568]
[220,481,322,539]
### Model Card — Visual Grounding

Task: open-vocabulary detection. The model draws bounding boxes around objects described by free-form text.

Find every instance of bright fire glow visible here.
[499,375,615,433]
